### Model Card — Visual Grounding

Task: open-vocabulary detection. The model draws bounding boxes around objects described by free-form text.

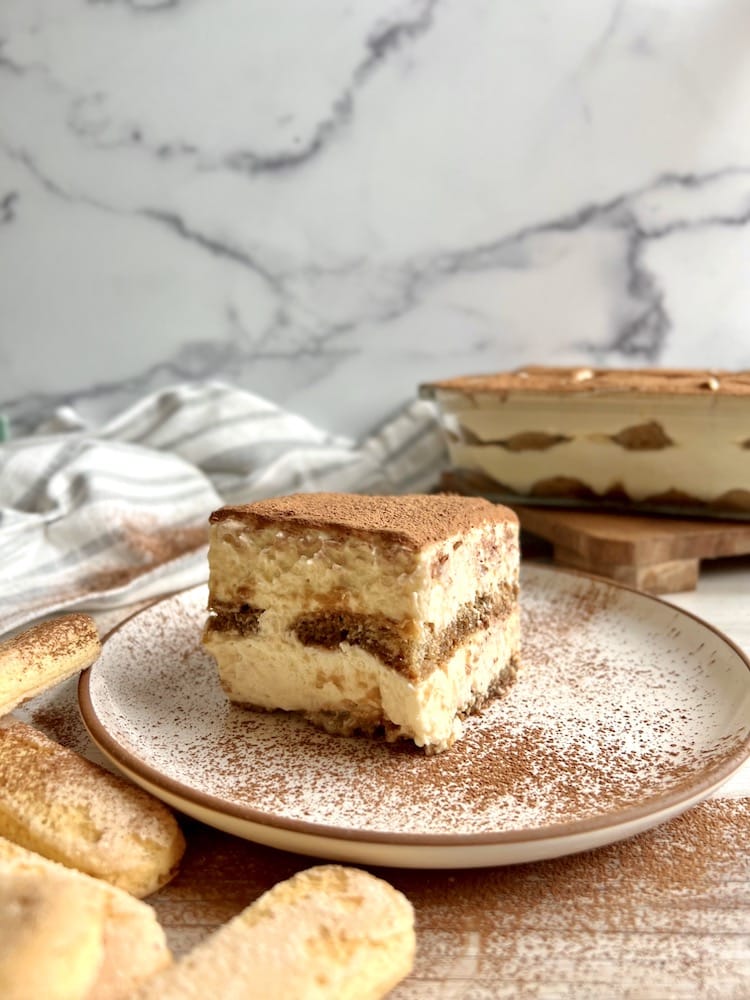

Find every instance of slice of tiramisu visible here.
[202,493,520,753]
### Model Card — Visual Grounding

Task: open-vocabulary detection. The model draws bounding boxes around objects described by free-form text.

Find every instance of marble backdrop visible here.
[2,0,750,439]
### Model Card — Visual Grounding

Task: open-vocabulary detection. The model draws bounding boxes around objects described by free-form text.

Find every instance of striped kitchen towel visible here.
[0,382,447,636]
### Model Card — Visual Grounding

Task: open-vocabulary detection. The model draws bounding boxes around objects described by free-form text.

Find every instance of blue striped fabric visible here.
[0,382,447,635]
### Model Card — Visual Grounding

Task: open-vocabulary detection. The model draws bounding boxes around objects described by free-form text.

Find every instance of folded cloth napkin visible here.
[0,382,447,636]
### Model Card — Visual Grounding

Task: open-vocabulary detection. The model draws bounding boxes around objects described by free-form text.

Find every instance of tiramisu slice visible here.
[203,493,520,753]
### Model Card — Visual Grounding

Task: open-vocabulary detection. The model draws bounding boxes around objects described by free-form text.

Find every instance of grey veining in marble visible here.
[2,0,750,437]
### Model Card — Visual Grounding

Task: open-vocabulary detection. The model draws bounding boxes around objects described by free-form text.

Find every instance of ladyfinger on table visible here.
[0,836,172,1000]
[131,864,415,1000]
[0,722,186,897]
[0,864,106,1000]
[0,613,101,717]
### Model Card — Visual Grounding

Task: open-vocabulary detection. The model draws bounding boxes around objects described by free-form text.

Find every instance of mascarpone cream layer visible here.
[206,610,520,752]
[449,441,750,501]
[438,391,750,442]
[208,519,519,636]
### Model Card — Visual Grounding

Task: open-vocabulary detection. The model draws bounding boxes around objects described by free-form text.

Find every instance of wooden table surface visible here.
[14,557,750,1000]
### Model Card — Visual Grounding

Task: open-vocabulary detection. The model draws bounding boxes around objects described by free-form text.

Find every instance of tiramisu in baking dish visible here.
[421,367,750,514]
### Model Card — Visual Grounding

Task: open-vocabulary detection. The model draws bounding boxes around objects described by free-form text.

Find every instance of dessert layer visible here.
[448,440,750,505]
[207,517,519,637]
[434,395,750,445]
[421,366,750,397]
[208,602,263,636]
[206,611,521,752]
[207,585,518,681]
[209,493,517,549]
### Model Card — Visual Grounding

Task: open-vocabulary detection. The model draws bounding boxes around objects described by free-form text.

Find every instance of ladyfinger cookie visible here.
[0,836,172,1000]
[131,864,415,1000]
[0,722,185,897]
[0,864,106,1000]
[0,613,100,717]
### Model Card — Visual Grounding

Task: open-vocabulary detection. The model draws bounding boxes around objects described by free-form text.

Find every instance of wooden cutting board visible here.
[514,505,750,594]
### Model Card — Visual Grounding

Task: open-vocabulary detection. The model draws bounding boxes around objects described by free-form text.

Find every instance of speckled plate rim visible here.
[78,567,750,868]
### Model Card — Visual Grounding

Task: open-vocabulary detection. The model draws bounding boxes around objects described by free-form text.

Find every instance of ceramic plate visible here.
[78,565,750,868]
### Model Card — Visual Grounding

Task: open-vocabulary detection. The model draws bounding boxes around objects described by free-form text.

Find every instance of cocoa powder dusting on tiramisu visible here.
[208,493,517,550]
[422,366,750,397]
